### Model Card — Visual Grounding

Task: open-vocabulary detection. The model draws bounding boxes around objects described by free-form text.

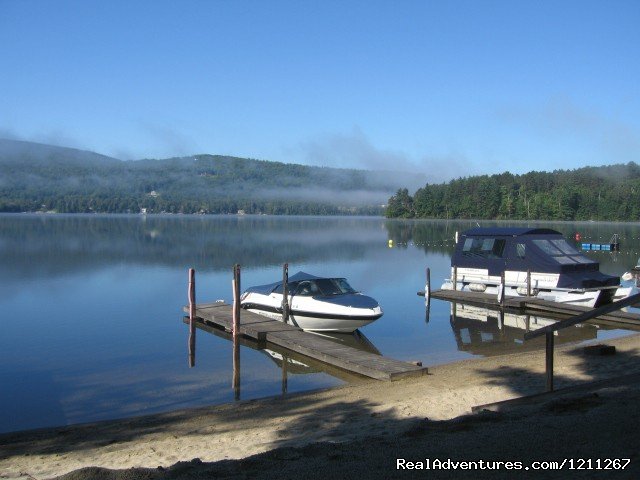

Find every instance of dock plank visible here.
[184,303,428,381]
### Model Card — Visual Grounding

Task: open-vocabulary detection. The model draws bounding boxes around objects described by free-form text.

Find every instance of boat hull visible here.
[241,293,383,332]
[441,275,632,308]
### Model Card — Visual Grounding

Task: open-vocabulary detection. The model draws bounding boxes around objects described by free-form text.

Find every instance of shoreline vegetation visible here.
[1,334,638,480]
[4,138,640,222]
[385,163,640,221]
[0,139,405,216]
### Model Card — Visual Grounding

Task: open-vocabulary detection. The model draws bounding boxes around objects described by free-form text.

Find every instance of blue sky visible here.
[1,0,638,182]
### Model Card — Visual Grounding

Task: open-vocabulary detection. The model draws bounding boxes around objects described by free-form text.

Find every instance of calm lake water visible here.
[1,214,639,433]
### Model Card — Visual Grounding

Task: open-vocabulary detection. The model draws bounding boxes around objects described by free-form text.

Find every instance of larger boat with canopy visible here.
[442,227,632,307]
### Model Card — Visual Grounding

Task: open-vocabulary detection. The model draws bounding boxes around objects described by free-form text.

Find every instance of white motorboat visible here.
[441,227,632,308]
[240,271,383,332]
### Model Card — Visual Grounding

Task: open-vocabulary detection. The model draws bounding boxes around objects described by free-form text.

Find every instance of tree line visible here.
[385,163,640,221]
[0,140,390,215]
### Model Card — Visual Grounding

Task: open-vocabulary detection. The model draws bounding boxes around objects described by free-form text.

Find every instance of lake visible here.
[1,214,638,433]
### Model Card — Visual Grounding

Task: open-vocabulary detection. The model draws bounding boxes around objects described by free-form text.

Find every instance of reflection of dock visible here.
[184,302,428,381]
[450,303,599,356]
[185,316,378,383]
[429,290,640,332]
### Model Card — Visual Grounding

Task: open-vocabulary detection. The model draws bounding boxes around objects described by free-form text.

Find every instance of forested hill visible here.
[0,139,422,215]
[385,163,640,221]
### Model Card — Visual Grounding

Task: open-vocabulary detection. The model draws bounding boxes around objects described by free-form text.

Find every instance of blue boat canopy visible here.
[245,271,323,295]
[244,271,378,308]
[463,227,561,237]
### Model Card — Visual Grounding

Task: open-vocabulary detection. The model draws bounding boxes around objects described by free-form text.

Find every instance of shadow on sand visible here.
[2,343,639,479]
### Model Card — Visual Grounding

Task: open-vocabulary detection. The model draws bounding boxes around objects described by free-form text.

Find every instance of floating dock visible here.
[423,289,640,332]
[184,302,428,381]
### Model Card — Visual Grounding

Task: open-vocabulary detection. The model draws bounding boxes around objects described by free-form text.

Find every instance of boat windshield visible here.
[532,239,594,264]
[291,278,356,296]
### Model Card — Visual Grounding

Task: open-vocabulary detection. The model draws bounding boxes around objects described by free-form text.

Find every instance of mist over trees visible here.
[0,139,421,215]
[386,163,640,221]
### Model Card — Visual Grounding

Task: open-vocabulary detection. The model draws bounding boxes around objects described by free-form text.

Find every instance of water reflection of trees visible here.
[4,214,640,281]
[0,215,387,279]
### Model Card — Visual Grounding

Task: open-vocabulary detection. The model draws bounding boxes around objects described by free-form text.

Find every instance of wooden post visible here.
[425,267,431,305]
[282,354,288,395]
[498,272,505,305]
[188,268,196,322]
[545,332,554,392]
[527,269,531,297]
[188,268,196,367]
[232,264,241,338]
[282,263,289,323]
[232,264,241,400]
[232,331,240,400]
[452,266,457,291]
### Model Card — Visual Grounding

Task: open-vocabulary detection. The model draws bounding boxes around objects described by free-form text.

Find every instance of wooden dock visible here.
[184,302,428,381]
[426,289,640,332]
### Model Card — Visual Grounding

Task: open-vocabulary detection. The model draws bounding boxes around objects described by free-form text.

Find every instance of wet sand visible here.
[1,334,638,479]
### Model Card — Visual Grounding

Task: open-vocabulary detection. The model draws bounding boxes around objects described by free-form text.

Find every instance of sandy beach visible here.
[1,333,639,479]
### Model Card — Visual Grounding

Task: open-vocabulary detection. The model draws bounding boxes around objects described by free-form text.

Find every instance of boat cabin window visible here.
[462,237,506,259]
[532,239,594,265]
[516,243,526,259]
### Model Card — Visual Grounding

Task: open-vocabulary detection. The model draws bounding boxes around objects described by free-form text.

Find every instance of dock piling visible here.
[232,335,241,400]
[425,267,431,305]
[452,266,458,291]
[188,268,196,367]
[282,354,288,395]
[232,264,241,338]
[498,272,505,305]
[232,264,241,399]
[282,263,290,323]
[545,332,554,391]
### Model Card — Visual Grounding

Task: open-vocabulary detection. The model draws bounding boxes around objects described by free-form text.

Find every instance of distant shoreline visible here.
[5,211,640,225]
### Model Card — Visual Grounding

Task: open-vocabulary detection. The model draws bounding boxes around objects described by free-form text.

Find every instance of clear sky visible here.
[1,0,638,182]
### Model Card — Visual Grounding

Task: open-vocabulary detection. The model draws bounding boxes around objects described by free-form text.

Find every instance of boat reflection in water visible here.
[449,303,599,356]
[187,318,381,400]
[262,330,381,376]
